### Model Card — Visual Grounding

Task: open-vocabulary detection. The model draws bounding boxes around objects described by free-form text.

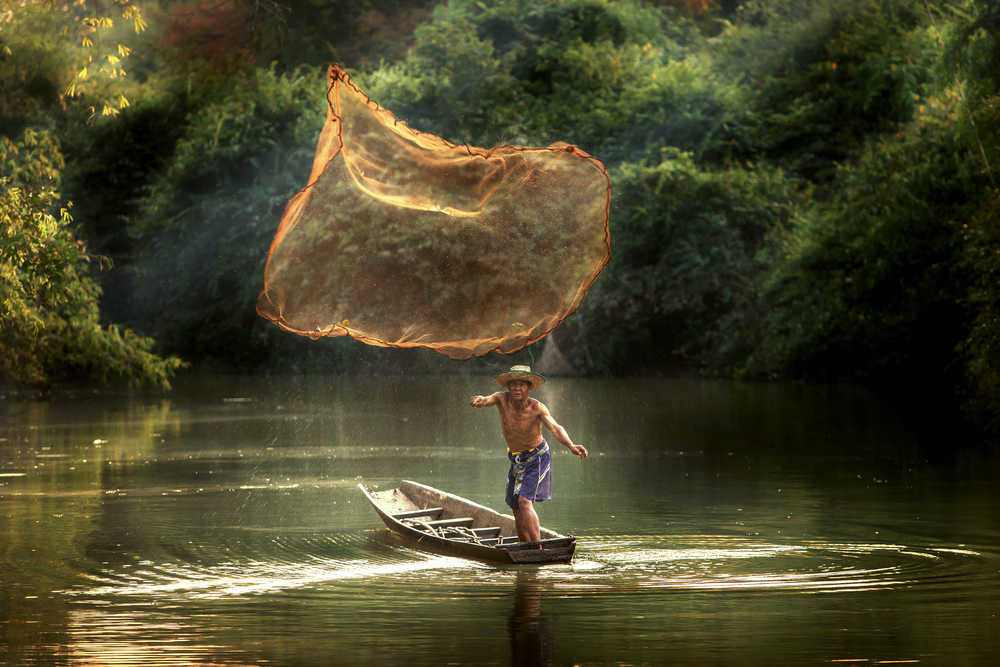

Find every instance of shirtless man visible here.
[469,365,588,544]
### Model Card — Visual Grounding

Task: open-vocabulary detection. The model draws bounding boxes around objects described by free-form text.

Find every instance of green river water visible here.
[2,375,998,665]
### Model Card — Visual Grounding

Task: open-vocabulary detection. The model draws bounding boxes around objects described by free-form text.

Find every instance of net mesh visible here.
[257,65,611,359]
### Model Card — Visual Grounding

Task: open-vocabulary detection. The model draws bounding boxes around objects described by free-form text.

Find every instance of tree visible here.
[1,181,183,388]
[0,128,182,389]
[0,0,147,122]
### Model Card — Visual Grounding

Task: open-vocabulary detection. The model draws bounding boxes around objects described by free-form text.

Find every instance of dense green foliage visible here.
[364,0,720,163]
[745,117,974,382]
[728,0,999,430]
[948,0,1000,432]
[0,176,182,388]
[556,152,800,374]
[126,65,327,364]
[717,1,940,183]
[1,0,997,435]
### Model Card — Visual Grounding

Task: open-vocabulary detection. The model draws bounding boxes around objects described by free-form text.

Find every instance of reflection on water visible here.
[509,570,554,667]
[2,375,999,665]
[67,608,244,667]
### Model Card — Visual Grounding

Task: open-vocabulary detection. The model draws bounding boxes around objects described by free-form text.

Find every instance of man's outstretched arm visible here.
[540,408,588,459]
[469,392,502,408]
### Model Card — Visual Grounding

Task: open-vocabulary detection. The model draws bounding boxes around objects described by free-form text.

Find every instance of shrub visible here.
[0,183,182,388]
[125,65,327,364]
[741,103,976,387]
[716,0,939,184]
[554,150,800,374]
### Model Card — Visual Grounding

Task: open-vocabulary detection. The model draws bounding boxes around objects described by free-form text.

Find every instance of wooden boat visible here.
[358,480,575,564]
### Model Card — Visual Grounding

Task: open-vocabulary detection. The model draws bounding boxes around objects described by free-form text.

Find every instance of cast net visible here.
[257,65,611,359]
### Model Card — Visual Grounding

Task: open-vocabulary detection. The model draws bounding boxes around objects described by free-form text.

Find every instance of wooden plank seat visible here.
[472,527,502,538]
[422,517,474,529]
[439,526,502,541]
[392,507,444,520]
[401,516,476,533]
[498,536,575,551]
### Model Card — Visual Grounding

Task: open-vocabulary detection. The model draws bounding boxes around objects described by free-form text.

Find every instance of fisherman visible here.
[469,365,588,544]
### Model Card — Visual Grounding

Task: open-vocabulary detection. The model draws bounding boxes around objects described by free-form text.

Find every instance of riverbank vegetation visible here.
[1,0,997,435]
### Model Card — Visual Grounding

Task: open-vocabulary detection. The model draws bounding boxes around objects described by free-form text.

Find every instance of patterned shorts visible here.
[505,440,552,509]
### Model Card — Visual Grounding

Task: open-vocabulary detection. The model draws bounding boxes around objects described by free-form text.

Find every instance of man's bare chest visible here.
[500,405,540,433]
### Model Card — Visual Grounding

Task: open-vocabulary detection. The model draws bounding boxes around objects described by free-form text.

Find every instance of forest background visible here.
[1,0,998,440]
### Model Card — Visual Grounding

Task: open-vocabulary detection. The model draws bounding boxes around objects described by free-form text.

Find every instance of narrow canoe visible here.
[358,480,575,565]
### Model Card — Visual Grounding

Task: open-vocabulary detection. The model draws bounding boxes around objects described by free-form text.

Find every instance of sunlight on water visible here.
[73,551,479,600]
[67,608,238,667]
[540,536,987,595]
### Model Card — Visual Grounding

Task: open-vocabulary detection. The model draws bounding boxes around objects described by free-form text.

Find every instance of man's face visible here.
[507,379,531,399]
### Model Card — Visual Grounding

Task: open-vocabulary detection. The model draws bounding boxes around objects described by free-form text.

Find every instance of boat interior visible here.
[368,480,565,548]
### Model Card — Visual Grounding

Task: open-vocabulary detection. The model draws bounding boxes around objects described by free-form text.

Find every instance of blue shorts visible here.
[506,440,552,509]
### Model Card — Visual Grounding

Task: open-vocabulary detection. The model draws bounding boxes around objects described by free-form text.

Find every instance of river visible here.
[2,375,998,665]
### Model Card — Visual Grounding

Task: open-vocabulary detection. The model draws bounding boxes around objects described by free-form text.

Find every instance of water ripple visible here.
[66,532,482,601]
[62,530,991,605]
[549,535,990,595]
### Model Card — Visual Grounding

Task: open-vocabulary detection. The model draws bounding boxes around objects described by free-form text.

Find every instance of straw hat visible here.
[495,364,546,389]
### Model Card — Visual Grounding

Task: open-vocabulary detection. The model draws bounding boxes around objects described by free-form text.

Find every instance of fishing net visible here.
[256,65,611,359]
